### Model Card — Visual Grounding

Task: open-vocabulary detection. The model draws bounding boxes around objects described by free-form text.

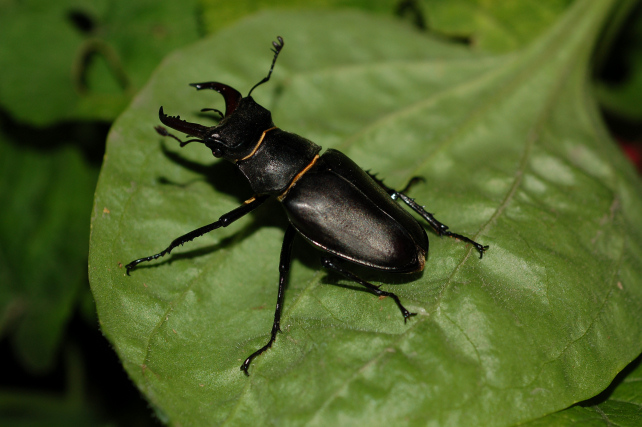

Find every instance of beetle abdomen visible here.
[282,150,427,272]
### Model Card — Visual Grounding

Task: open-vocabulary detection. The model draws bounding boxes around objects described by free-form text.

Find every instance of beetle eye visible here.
[212,148,223,158]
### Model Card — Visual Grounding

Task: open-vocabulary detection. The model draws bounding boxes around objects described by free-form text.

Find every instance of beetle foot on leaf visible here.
[321,257,415,322]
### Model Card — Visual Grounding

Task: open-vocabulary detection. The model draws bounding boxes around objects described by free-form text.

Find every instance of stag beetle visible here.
[126,36,488,375]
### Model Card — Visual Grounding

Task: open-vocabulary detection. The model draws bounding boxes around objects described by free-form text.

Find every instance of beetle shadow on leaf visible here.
[129,233,242,273]
[126,140,290,270]
[157,139,253,199]
[264,83,286,115]
[130,197,289,273]
[319,261,425,294]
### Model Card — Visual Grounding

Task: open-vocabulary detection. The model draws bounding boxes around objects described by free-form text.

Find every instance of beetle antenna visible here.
[247,36,284,97]
[201,108,224,119]
[155,126,203,147]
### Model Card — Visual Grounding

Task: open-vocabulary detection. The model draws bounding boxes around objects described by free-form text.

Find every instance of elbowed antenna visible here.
[248,36,284,96]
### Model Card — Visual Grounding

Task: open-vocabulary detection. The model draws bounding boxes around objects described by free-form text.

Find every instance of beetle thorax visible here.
[236,129,322,195]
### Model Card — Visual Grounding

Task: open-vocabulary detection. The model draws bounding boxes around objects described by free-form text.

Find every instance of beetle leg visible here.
[321,257,416,322]
[125,194,270,275]
[369,174,489,259]
[241,224,296,375]
[395,193,489,259]
[366,173,424,197]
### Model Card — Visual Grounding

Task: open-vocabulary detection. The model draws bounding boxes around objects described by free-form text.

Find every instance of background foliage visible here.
[2,0,642,425]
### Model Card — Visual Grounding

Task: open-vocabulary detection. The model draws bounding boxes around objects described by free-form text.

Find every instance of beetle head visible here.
[158,84,274,161]
[157,36,285,162]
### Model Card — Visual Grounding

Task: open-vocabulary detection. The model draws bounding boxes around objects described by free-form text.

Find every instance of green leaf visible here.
[417,0,575,52]
[199,0,396,35]
[0,133,99,372]
[0,0,199,126]
[521,355,642,426]
[198,0,575,54]
[90,2,642,425]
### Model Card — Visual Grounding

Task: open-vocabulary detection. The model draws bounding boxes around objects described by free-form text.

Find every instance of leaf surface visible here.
[522,355,642,426]
[90,3,642,425]
[416,0,574,52]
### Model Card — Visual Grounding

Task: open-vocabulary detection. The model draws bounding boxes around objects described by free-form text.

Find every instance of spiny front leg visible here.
[125,195,269,275]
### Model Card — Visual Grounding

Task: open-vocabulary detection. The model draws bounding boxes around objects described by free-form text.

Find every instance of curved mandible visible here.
[158,106,210,139]
[189,82,242,117]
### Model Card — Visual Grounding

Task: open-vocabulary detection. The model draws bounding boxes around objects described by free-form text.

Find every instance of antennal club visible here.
[248,36,284,97]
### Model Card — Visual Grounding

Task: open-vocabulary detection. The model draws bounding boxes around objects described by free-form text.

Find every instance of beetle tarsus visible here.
[125,254,162,274]
[409,203,488,258]
[371,175,489,259]
[321,257,416,321]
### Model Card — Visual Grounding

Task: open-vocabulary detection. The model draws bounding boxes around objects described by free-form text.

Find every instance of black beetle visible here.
[126,36,488,375]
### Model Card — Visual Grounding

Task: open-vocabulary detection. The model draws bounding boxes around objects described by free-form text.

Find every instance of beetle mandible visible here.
[126,36,489,375]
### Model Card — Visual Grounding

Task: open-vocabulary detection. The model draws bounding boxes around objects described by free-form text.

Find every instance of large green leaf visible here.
[90,1,642,425]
